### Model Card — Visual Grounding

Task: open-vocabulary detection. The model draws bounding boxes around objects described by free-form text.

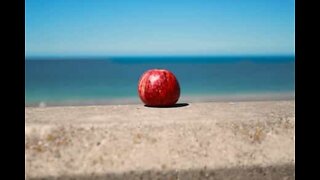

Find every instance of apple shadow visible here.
[144,103,189,108]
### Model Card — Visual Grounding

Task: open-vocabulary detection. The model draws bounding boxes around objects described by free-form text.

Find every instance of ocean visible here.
[25,56,295,106]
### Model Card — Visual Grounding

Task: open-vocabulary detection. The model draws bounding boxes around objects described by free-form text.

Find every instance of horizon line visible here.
[25,53,295,59]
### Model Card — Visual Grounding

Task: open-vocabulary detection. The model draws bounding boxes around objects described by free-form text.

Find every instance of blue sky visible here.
[26,0,295,57]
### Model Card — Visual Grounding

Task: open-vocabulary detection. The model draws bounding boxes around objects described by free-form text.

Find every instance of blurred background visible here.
[25,0,295,106]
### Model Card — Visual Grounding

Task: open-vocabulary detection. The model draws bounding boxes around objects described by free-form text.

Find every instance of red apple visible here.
[138,69,180,107]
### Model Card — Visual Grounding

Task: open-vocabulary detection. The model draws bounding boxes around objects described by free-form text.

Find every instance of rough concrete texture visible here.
[25,100,295,180]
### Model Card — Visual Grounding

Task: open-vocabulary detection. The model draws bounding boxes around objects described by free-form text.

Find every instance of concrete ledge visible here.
[25,101,295,179]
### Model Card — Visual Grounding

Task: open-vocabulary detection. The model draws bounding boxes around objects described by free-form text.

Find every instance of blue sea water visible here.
[25,56,295,106]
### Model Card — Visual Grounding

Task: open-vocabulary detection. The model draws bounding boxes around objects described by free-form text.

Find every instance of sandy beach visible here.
[25,100,295,180]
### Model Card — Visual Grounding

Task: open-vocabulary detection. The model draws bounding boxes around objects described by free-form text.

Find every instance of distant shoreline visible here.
[25,92,294,107]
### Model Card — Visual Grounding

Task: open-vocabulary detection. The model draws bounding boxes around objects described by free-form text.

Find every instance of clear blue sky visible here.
[26,0,295,57]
